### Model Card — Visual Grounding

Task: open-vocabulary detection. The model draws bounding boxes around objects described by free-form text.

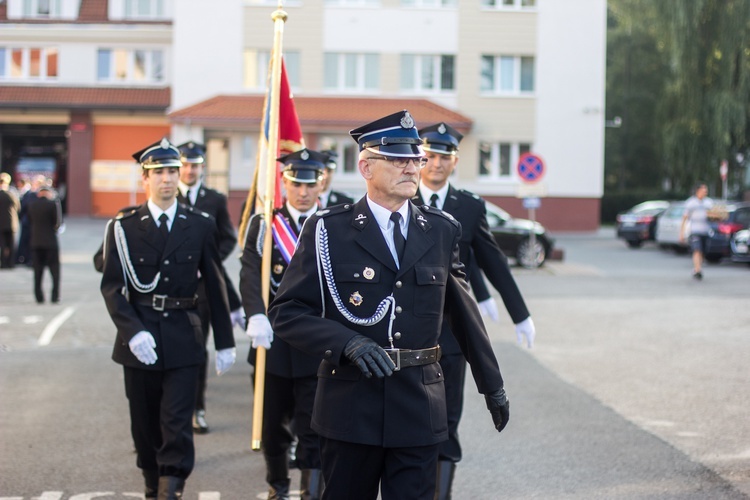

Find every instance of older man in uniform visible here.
[241,148,328,500]
[268,110,510,500]
[318,150,354,209]
[100,138,236,500]
[415,122,536,498]
[176,141,244,434]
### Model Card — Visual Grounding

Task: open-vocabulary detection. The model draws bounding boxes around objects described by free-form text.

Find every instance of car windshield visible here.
[484,201,512,227]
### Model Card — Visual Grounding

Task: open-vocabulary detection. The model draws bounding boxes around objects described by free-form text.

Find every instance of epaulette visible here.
[185,205,211,218]
[315,203,353,218]
[457,188,485,205]
[115,206,139,220]
[420,205,460,227]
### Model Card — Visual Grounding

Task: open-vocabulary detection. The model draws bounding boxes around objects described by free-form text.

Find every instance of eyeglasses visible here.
[365,156,428,170]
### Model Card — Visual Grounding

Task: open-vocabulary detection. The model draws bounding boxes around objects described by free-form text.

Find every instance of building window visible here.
[401,0,457,6]
[23,0,62,18]
[318,136,360,175]
[400,54,454,93]
[479,141,532,178]
[324,53,379,92]
[0,46,58,80]
[480,55,534,94]
[97,49,165,83]
[124,0,166,19]
[243,50,300,90]
[480,0,536,9]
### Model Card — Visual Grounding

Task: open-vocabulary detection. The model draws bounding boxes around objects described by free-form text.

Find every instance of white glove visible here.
[245,313,273,350]
[215,347,236,376]
[514,317,536,349]
[230,308,245,329]
[477,298,500,323]
[129,331,158,365]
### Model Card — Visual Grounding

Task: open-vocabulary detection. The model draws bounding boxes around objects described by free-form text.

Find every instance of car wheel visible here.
[516,238,546,268]
[626,240,643,248]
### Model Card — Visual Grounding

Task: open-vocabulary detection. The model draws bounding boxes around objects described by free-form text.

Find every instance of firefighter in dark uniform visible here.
[268,110,511,500]
[100,138,236,500]
[414,122,535,498]
[176,141,244,434]
[240,148,328,500]
[318,150,354,208]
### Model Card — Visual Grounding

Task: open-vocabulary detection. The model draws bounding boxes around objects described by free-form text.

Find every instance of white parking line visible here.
[37,307,76,346]
[199,493,221,500]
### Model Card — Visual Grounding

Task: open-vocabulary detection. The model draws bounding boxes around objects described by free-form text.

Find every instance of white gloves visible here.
[477,298,500,323]
[230,308,245,329]
[515,317,536,349]
[246,313,274,350]
[129,331,158,365]
[215,347,236,376]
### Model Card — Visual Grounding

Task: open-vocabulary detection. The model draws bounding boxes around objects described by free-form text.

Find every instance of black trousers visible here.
[123,365,199,479]
[0,229,15,268]
[257,372,320,469]
[319,436,438,500]
[32,247,60,302]
[195,295,211,411]
[437,354,467,463]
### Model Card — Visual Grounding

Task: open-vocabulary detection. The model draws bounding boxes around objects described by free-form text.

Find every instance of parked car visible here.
[729,229,750,264]
[484,201,554,268]
[702,201,750,262]
[616,200,671,248]
[655,201,690,253]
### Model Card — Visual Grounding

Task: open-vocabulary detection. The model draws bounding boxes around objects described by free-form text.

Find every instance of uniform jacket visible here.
[321,190,354,208]
[268,197,504,448]
[28,196,61,249]
[414,187,530,354]
[239,205,321,378]
[0,189,20,232]
[100,204,235,370]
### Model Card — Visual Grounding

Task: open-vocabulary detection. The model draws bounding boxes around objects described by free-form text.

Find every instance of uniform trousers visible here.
[32,248,59,302]
[124,365,199,478]
[0,229,15,268]
[195,292,211,411]
[437,353,467,463]
[257,372,320,469]
[319,436,438,500]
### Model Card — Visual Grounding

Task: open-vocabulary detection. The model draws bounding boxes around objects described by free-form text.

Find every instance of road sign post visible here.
[516,153,546,268]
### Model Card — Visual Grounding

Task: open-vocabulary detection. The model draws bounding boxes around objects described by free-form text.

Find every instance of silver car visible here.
[655,201,690,253]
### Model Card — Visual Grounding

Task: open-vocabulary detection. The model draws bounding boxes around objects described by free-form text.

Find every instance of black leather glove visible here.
[485,388,510,433]
[343,335,395,378]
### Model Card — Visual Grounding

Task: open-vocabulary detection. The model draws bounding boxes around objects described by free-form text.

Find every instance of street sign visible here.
[720,160,728,181]
[517,153,545,183]
[522,197,541,209]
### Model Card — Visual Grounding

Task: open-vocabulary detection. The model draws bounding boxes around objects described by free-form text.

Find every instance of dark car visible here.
[729,229,750,264]
[702,201,750,263]
[616,200,671,248]
[484,201,554,268]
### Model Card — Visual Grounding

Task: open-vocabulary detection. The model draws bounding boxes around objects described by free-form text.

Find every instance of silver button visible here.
[163,312,169,318]
[395,306,402,313]
[354,273,360,278]
[395,281,403,288]
[394,332,402,340]
[164,260,170,265]
[164,277,170,282]
[332,369,336,375]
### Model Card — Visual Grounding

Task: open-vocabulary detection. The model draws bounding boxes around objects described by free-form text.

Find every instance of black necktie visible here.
[430,193,439,208]
[159,213,170,241]
[298,215,307,231]
[186,188,194,206]
[390,212,405,265]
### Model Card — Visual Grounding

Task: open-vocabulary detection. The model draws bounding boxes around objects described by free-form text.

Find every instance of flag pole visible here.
[251,2,288,452]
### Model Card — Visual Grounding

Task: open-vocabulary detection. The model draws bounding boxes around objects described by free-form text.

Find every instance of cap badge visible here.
[160,137,170,149]
[400,112,415,129]
[363,267,375,280]
[273,264,285,274]
[301,150,310,160]
[349,291,364,307]
[437,123,447,134]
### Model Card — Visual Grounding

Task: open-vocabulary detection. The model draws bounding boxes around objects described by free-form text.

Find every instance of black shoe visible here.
[693,271,703,280]
[192,409,209,434]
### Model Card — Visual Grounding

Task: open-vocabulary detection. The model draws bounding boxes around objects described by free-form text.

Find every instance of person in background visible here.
[318,150,354,209]
[0,172,20,269]
[16,175,45,266]
[176,141,245,434]
[680,182,714,280]
[415,121,536,498]
[240,148,328,500]
[28,184,62,303]
[100,138,236,499]
[268,110,510,500]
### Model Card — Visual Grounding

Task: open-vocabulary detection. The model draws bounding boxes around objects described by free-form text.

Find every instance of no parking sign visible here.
[517,153,545,183]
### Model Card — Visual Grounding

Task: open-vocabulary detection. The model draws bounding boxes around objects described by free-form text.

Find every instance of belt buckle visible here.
[152,294,167,311]
[384,348,401,372]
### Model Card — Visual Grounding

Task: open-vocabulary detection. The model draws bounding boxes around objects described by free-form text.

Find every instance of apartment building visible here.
[0,0,606,230]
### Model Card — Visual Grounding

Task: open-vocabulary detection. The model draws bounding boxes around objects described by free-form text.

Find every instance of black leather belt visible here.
[384,346,441,371]
[133,294,198,311]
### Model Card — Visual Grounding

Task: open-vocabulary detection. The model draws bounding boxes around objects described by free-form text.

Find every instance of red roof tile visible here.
[0,86,171,110]
[170,95,473,132]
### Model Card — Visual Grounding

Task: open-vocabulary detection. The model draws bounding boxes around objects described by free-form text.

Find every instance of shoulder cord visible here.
[114,220,160,294]
[315,218,397,346]
[254,215,282,294]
